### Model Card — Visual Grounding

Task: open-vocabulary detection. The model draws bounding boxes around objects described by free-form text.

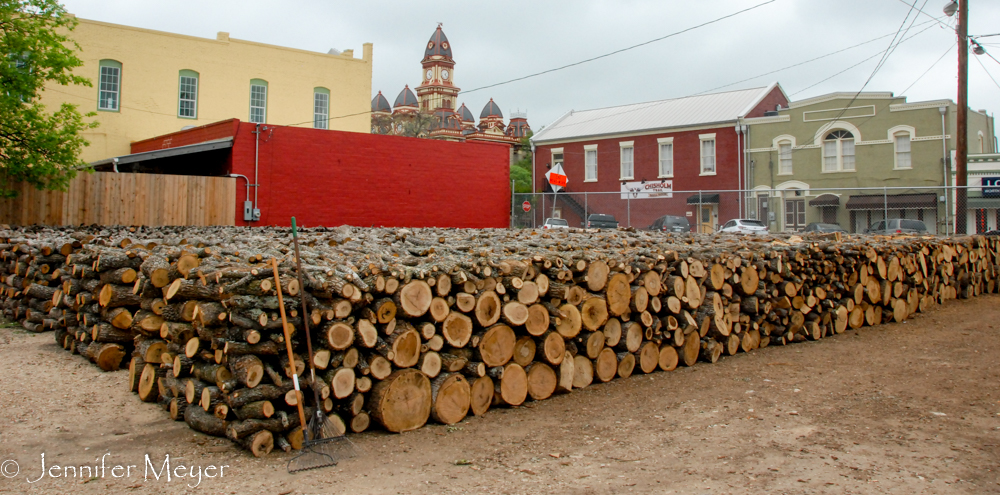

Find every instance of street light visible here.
[943,0,958,17]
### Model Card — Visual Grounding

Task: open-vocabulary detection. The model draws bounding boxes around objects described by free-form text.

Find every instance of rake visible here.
[282,218,360,473]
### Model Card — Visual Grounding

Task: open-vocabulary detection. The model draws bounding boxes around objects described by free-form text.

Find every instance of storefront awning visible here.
[809,194,840,207]
[686,194,719,204]
[967,197,1000,209]
[845,193,937,210]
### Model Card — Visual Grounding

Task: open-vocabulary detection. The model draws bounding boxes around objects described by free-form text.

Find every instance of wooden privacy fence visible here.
[0,172,236,227]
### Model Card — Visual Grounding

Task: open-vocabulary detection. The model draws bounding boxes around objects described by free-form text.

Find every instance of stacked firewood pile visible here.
[1,225,997,457]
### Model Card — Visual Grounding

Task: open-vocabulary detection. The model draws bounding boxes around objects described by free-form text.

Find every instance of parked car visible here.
[541,218,569,229]
[649,215,691,233]
[864,219,927,235]
[985,229,1000,236]
[586,214,619,229]
[803,222,847,233]
[719,219,768,234]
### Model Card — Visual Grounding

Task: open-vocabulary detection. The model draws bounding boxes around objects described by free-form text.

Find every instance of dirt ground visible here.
[2,296,999,495]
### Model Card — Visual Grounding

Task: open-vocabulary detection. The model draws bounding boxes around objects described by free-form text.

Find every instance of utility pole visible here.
[955,0,969,234]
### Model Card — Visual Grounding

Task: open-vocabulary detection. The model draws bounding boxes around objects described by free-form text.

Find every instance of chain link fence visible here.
[512,186,1000,235]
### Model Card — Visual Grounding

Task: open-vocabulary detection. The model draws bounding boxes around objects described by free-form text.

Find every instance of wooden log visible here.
[430,373,471,425]
[369,369,431,433]
[469,376,493,416]
[593,348,617,383]
[475,324,516,368]
[491,362,527,407]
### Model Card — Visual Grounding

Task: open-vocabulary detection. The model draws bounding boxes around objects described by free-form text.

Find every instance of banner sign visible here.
[620,180,673,199]
[983,177,1000,198]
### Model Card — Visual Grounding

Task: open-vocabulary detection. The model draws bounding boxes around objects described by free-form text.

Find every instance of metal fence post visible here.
[883,186,888,228]
[585,192,588,228]
[510,180,515,227]
[627,196,631,227]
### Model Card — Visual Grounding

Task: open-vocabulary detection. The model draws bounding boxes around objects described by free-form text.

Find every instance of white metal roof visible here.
[531,83,782,144]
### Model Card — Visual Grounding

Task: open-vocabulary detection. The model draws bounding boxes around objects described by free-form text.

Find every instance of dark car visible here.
[587,214,619,229]
[803,222,847,233]
[864,219,928,235]
[649,215,691,233]
[985,229,1000,236]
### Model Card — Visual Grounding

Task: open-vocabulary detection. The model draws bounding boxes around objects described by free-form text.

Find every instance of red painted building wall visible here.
[132,120,510,228]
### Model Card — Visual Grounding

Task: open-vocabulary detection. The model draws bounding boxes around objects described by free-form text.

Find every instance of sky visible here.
[59,0,1000,132]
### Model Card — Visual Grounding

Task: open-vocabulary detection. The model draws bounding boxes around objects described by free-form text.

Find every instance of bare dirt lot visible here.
[2,295,999,494]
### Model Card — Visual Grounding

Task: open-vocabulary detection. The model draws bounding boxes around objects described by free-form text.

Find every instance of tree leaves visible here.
[0,0,97,197]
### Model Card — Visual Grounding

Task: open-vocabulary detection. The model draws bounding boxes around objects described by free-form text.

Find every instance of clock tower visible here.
[416,24,460,112]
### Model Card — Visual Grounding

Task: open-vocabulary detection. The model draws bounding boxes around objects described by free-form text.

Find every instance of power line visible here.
[457,0,779,96]
[900,44,952,95]
[974,52,1000,91]
[280,0,781,129]
[891,0,952,29]
[789,13,939,97]
[697,18,940,96]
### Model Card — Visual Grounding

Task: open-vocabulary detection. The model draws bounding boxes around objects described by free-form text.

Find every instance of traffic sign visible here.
[544,164,567,193]
[522,201,531,213]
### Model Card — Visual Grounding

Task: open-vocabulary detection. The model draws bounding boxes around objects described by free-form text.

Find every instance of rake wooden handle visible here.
[272,257,308,437]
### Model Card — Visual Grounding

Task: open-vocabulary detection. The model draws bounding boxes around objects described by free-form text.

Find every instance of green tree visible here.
[510,131,532,193]
[0,0,97,197]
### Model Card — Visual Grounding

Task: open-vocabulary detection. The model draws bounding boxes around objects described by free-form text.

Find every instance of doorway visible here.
[784,198,805,231]
[698,205,716,233]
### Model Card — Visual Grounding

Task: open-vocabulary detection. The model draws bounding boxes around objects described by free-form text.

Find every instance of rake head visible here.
[286,410,361,473]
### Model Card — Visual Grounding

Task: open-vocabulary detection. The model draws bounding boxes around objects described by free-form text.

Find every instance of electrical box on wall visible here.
[243,201,254,221]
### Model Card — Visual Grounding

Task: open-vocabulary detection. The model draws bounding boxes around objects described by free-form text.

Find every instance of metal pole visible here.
[551,191,558,221]
[883,186,888,230]
[956,0,969,234]
[699,191,703,232]
[510,179,515,228]
[627,196,631,228]
[584,192,588,228]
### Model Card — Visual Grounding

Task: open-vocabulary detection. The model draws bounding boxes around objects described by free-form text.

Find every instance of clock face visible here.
[426,69,433,80]
[441,69,449,80]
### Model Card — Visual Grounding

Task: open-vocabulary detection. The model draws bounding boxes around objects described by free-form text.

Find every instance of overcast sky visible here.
[61,0,1000,132]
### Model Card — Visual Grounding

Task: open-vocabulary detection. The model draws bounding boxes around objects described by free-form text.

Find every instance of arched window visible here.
[249,79,268,123]
[778,140,793,175]
[178,70,199,118]
[313,87,330,129]
[823,130,855,172]
[98,59,122,111]
[893,131,911,169]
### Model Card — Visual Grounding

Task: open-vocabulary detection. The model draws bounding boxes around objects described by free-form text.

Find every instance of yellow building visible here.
[45,16,372,162]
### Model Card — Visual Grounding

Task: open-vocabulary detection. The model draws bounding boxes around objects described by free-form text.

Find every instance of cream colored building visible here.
[46,17,372,162]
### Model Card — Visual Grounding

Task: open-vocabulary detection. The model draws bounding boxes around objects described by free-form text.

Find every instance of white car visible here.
[541,218,569,229]
[719,219,768,234]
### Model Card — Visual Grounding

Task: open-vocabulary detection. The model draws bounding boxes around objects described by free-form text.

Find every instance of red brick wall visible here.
[743,86,790,118]
[130,120,511,228]
[534,125,743,229]
[228,123,510,228]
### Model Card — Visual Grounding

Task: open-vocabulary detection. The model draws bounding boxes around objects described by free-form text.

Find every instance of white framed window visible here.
[551,148,564,169]
[700,134,716,175]
[823,130,855,172]
[778,141,793,175]
[314,87,330,129]
[98,59,121,111]
[584,144,598,182]
[249,79,268,124]
[657,137,673,178]
[178,70,198,118]
[619,141,634,180]
[893,132,911,169]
